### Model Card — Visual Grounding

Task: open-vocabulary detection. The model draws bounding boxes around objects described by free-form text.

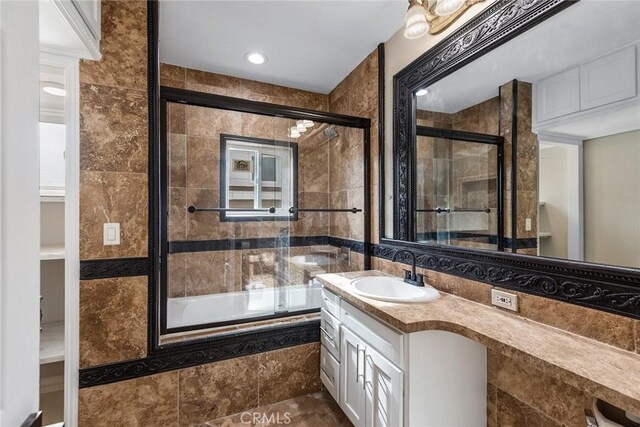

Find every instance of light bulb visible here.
[404,2,429,39]
[288,127,300,138]
[302,120,314,128]
[435,0,465,16]
[245,52,267,65]
[296,121,308,132]
[416,88,429,96]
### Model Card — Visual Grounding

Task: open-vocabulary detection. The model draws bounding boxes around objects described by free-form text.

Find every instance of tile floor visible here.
[199,391,352,426]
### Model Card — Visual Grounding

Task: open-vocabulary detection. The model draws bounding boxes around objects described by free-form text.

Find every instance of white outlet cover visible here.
[103,223,121,245]
[491,289,518,312]
[525,218,532,231]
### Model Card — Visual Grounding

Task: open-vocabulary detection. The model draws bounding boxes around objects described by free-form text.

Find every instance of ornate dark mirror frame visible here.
[383,0,640,320]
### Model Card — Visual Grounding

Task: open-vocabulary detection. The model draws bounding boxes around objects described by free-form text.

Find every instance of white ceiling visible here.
[417,0,640,113]
[159,0,407,94]
[40,65,66,124]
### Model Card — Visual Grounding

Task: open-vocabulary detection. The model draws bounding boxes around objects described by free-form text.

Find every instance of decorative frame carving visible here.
[387,0,640,320]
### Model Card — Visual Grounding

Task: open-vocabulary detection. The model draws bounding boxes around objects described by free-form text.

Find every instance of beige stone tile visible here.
[80,171,148,259]
[185,69,246,98]
[186,136,220,189]
[161,63,186,86]
[179,354,261,426]
[168,253,187,298]
[184,250,243,296]
[636,320,640,354]
[185,104,242,139]
[515,291,636,351]
[488,350,589,427]
[79,277,147,368]
[78,371,178,427]
[168,102,186,134]
[254,391,351,426]
[80,84,148,173]
[169,133,187,188]
[168,187,187,241]
[186,189,241,240]
[426,271,492,306]
[487,383,498,427]
[496,389,562,427]
[79,0,147,91]
[290,192,329,237]
[258,343,321,406]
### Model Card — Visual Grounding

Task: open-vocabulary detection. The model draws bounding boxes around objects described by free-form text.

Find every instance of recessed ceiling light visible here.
[245,52,267,65]
[41,82,66,97]
[416,88,429,96]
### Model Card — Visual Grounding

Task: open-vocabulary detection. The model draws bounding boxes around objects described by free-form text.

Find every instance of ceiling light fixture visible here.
[302,120,314,128]
[288,127,301,139]
[434,0,466,16]
[416,88,429,96]
[296,121,308,133]
[245,52,267,65]
[404,0,429,39]
[403,0,486,39]
[41,82,66,97]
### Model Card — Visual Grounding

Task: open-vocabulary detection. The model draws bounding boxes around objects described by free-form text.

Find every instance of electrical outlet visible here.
[525,218,532,231]
[103,223,121,245]
[491,289,518,312]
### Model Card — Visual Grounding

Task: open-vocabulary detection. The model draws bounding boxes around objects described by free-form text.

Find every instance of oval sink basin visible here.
[350,276,440,303]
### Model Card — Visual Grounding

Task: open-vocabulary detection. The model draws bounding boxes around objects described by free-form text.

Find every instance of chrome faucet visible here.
[392,249,425,287]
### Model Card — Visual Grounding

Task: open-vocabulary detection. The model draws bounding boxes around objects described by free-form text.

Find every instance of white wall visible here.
[539,145,569,258]
[0,0,42,425]
[383,1,498,236]
[584,130,640,267]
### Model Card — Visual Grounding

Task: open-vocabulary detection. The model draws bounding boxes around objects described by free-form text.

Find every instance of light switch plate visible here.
[525,218,532,231]
[103,223,120,245]
[491,289,518,312]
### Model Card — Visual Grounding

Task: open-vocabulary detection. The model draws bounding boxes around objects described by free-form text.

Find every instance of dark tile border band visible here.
[371,242,640,320]
[168,235,365,254]
[80,257,149,280]
[79,319,319,388]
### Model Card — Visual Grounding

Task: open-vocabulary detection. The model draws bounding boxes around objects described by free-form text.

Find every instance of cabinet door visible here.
[340,326,367,427]
[364,346,403,427]
[580,45,637,110]
[535,67,580,123]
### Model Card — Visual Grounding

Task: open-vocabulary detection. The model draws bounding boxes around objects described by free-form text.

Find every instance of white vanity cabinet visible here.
[320,285,487,427]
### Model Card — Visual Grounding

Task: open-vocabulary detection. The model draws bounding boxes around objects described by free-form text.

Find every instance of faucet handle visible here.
[415,273,425,286]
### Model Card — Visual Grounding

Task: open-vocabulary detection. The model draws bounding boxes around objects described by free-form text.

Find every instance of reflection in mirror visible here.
[415,126,503,250]
[412,0,640,268]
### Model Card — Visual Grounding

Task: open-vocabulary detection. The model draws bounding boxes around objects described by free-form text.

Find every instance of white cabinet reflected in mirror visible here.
[412,0,640,269]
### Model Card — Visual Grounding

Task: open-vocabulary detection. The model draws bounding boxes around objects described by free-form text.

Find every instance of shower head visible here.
[323,126,339,140]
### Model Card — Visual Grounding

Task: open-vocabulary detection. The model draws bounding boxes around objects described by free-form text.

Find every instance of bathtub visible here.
[167,282,323,330]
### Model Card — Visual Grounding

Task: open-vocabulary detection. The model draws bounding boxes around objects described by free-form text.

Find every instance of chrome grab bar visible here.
[188,206,276,213]
[320,326,335,342]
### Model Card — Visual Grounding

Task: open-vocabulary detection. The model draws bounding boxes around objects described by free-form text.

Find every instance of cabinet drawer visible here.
[340,301,404,368]
[321,287,341,318]
[321,309,340,360]
[320,345,340,402]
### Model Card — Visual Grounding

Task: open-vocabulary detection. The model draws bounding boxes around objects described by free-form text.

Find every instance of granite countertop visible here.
[316,270,640,415]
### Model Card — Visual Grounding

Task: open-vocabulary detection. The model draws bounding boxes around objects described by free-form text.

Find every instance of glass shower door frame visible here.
[414,126,505,251]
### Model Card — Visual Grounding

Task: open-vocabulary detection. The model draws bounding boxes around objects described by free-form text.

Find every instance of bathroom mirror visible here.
[396,0,640,269]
